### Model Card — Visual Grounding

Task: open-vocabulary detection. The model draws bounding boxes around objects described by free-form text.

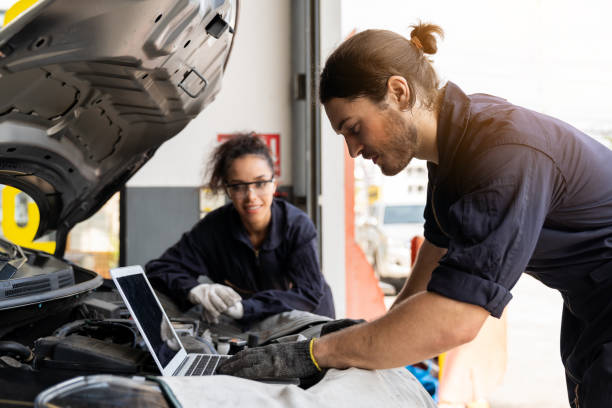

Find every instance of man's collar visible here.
[432,81,472,184]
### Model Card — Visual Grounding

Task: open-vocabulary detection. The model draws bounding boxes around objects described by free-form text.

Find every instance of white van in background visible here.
[372,202,424,274]
[356,161,428,292]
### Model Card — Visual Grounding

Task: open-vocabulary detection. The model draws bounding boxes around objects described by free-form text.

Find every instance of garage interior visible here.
[1,1,612,407]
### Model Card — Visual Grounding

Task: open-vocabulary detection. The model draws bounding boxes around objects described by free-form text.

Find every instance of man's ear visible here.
[386,75,411,111]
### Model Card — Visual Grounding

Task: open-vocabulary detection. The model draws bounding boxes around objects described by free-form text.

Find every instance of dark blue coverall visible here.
[425,82,612,407]
[146,199,335,324]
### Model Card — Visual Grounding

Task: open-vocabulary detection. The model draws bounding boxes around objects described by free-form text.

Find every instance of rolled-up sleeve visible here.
[427,145,561,317]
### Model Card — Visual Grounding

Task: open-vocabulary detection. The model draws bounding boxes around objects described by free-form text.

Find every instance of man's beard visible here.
[379,108,418,176]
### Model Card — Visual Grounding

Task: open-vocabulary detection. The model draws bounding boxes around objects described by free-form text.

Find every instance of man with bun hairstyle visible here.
[219,23,612,407]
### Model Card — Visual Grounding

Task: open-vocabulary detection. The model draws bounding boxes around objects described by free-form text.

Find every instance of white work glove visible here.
[224,301,244,320]
[188,283,242,324]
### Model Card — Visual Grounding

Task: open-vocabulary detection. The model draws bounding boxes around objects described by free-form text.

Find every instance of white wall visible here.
[0,0,12,13]
[320,0,346,317]
[128,0,293,187]
[0,0,12,25]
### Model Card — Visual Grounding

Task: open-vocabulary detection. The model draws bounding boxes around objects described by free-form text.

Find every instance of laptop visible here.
[110,265,230,376]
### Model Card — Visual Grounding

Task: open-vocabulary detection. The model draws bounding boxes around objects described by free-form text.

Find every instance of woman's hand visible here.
[224,302,244,319]
[188,283,242,323]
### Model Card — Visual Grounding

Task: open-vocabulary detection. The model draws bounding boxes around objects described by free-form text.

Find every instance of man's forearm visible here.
[313,291,488,370]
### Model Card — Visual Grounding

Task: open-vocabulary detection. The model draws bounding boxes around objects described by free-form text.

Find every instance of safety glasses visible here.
[225,178,275,198]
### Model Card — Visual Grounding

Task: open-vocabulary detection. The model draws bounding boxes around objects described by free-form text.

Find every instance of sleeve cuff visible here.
[176,279,200,311]
[424,229,449,249]
[427,264,512,318]
[238,299,255,322]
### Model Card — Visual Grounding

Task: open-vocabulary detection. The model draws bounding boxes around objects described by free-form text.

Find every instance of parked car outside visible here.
[364,202,424,291]
[355,160,428,293]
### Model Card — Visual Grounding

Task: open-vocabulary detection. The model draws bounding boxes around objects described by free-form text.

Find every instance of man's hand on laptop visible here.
[188,283,242,324]
[217,340,321,379]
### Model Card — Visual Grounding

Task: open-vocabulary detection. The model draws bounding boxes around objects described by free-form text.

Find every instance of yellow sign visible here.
[1,186,55,253]
[2,0,38,27]
[368,185,380,204]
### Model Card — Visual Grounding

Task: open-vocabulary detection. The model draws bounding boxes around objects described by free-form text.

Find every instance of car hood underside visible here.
[0,0,236,248]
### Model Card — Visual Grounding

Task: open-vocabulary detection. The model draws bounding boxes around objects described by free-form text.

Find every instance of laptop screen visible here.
[116,273,180,368]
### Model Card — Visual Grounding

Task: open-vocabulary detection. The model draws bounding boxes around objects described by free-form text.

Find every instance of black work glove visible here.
[216,340,319,380]
[320,318,365,336]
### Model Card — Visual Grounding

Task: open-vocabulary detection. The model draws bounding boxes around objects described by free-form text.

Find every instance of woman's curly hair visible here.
[206,133,275,193]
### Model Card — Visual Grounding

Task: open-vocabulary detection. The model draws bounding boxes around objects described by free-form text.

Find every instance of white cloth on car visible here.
[159,367,436,408]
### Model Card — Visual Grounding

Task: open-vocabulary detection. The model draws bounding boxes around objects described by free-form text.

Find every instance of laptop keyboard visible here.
[185,354,230,376]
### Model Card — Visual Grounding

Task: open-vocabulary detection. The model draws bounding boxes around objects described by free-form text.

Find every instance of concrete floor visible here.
[384,274,569,407]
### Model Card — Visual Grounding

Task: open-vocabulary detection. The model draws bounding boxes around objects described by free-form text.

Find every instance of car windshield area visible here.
[383,205,425,225]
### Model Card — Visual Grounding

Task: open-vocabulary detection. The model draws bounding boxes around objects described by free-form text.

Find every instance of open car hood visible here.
[0,0,237,247]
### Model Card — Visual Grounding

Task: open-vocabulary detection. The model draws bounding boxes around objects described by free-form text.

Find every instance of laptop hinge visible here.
[173,356,189,376]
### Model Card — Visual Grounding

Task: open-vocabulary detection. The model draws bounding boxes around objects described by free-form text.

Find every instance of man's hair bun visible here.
[410,22,444,55]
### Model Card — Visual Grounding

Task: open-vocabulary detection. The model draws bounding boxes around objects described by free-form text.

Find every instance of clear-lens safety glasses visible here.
[225,178,274,198]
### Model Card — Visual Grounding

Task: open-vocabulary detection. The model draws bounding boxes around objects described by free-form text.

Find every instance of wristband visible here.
[309,338,322,372]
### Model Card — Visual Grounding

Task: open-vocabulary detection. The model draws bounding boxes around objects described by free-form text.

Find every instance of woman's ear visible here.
[386,75,411,111]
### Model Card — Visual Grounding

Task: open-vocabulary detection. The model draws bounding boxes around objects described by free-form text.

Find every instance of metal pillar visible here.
[291,0,321,241]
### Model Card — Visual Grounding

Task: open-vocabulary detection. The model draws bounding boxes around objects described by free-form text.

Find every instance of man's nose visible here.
[344,135,363,158]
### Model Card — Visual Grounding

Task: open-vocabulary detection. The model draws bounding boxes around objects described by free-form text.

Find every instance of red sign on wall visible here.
[217,133,281,177]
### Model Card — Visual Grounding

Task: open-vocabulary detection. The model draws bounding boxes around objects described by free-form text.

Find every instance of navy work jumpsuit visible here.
[146,199,335,324]
[425,82,612,406]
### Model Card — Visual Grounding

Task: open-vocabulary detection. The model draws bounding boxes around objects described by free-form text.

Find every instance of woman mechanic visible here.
[146,133,335,324]
[219,23,612,407]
